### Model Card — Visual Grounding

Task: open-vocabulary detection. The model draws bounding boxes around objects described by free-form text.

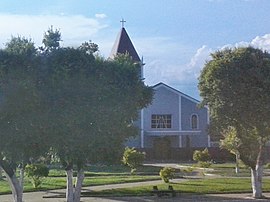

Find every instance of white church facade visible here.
[110,26,213,161]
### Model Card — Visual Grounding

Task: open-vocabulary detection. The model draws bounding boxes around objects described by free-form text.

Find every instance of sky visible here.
[0,0,270,99]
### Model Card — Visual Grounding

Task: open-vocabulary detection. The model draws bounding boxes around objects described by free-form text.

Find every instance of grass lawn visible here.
[0,165,161,195]
[1,163,270,197]
[85,177,270,197]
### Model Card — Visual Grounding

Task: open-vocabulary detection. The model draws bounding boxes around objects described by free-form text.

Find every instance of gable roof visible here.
[152,82,201,104]
[109,28,141,62]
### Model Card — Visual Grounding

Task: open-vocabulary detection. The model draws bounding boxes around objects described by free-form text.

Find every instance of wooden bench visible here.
[151,185,176,197]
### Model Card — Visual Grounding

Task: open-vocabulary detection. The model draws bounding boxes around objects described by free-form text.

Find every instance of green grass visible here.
[1,164,270,197]
[84,177,270,197]
[0,174,160,195]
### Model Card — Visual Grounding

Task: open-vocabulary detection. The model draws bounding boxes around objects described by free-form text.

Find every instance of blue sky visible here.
[0,0,270,99]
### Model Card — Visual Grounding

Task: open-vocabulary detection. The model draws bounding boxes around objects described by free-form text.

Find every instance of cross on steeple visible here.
[120,18,126,28]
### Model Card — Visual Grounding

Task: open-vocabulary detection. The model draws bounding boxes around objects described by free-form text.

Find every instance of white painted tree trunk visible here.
[73,169,85,202]
[235,153,240,174]
[66,169,74,202]
[5,172,23,202]
[251,164,263,198]
[251,143,265,199]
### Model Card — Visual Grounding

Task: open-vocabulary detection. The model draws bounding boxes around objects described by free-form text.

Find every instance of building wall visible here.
[143,86,180,132]
[181,96,209,147]
[126,83,210,160]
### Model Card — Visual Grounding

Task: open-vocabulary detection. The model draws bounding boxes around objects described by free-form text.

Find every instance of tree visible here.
[193,148,211,168]
[25,164,49,188]
[159,167,175,183]
[122,147,145,174]
[0,37,49,202]
[199,47,270,198]
[220,127,241,174]
[41,26,61,52]
[42,46,152,202]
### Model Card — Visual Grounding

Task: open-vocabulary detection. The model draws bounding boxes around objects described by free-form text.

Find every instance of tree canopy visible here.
[0,28,153,202]
[198,47,270,198]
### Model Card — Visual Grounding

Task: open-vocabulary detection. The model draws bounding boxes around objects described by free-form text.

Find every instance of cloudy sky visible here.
[0,0,270,99]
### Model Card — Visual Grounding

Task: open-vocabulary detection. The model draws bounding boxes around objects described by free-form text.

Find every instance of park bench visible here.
[151,185,176,197]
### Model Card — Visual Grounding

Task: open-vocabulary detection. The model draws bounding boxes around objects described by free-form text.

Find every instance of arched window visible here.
[191,114,198,129]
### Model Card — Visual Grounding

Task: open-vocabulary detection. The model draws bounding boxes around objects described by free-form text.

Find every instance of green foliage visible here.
[199,47,270,169]
[122,147,145,174]
[42,26,61,51]
[5,36,36,56]
[25,164,49,188]
[0,29,153,201]
[193,148,211,168]
[159,167,175,183]
[79,40,99,54]
[220,127,240,155]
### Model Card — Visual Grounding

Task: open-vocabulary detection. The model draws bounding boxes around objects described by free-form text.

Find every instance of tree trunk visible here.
[235,153,240,174]
[19,167,24,192]
[73,169,85,202]
[66,169,74,202]
[0,166,3,180]
[4,172,23,202]
[251,144,265,198]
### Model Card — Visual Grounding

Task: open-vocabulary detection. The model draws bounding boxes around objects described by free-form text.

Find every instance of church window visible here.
[191,114,198,129]
[151,114,172,128]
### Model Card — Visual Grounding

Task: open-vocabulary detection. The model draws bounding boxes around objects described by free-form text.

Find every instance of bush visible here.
[159,167,175,183]
[193,148,212,168]
[122,147,145,174]
[25,163,49,188]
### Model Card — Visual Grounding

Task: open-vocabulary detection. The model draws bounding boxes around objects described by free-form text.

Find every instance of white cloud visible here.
[143,43,211,92]
[95,13,107,19]
[0,14,108,47]
[250,34,270,51]
[187,45,212,77]
[220,33,270,52]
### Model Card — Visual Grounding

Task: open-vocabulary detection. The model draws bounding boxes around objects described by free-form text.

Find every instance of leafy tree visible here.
[41,26,61,52]
[0,37,49,202]
[25,164,49,188]
[193,148,211,168]
[122,147,145,174]
[220,127,241,174]
[159,167,175,183]
[199,47,270,198]
[78,40,99,55]
[42,47,152,201]
[5,36,36,56]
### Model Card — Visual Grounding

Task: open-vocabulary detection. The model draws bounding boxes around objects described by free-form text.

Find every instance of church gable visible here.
[153,82,200,105]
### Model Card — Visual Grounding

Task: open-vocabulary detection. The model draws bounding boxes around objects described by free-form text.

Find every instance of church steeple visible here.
[109,21,141,62]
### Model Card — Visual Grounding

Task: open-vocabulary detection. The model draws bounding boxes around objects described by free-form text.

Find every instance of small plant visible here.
[25,163,49,188]
[159,167,175,183]
[193,148,212,168]
[122,147,145,174]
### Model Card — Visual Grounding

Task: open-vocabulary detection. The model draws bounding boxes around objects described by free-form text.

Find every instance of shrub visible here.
[159,167,175,183]
[193,148,212,168]
[122,147,145,174]
[25,163,49,188]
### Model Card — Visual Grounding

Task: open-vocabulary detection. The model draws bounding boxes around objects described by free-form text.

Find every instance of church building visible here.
[110,25,210,161]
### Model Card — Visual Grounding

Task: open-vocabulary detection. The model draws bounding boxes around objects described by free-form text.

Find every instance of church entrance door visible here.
[153,137,171,160]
